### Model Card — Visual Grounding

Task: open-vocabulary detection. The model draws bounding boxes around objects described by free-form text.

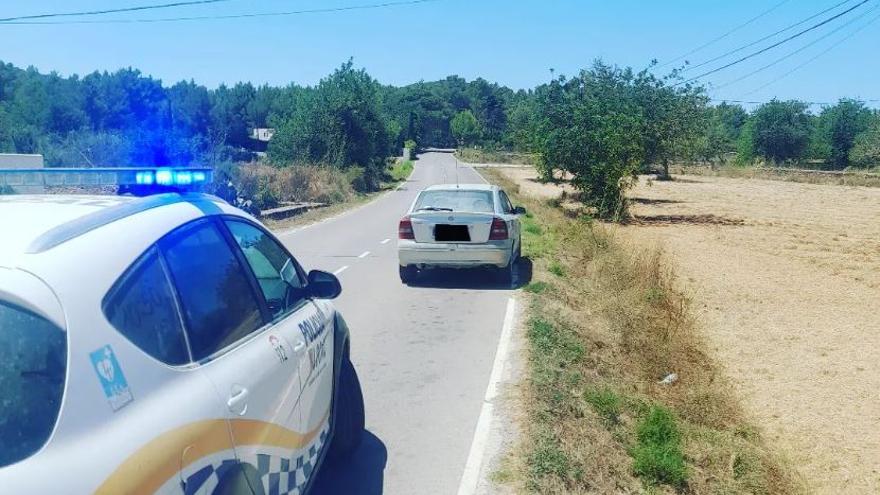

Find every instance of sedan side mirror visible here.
[307,270,342,299]
[513,206,527,215]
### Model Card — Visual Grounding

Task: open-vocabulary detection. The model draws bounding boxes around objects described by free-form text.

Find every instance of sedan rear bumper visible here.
[398,239,514,268]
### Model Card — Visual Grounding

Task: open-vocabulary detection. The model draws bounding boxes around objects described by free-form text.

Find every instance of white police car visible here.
[0,167,364,494]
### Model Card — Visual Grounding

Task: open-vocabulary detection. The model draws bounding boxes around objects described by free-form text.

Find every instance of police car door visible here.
[221,219,332,492]
[159,218,308,494]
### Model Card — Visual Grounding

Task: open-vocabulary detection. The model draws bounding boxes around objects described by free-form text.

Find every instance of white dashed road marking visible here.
[333,266,349,276]
[380,238,391,244]
[358,251,370,258]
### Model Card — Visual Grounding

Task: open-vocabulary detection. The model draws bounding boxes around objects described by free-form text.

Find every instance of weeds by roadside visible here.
[484,169,801,494]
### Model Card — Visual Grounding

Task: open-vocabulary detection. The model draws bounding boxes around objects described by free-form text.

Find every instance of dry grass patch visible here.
[484,169,801,494]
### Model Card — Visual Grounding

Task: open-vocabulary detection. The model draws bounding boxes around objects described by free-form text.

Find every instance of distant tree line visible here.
[1,59,877,218]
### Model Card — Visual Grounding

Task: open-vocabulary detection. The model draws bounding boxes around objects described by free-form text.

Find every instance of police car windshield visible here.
[0,301,66,468]
[415,190,494,214]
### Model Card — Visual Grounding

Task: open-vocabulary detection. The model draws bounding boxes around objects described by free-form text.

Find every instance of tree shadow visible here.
[311,431,387,495]
[630,197,682,205]
[405,257,533,290]
[630,214,745,226]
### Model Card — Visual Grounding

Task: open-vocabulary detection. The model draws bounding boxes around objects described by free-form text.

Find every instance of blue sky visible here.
[0,0,877,106]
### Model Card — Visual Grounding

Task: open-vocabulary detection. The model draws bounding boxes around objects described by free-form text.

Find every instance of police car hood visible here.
[0,195,137,266]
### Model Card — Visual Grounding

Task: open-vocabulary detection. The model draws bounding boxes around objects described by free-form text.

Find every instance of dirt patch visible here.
[494,166,880,494]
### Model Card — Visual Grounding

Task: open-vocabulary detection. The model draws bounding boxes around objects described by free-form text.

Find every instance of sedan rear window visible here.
[0,301,66,468]
[414,190,495,213]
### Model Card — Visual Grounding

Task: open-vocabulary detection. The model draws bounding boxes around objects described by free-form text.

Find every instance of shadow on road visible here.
[405,257,533,290]
[311,431,387,495]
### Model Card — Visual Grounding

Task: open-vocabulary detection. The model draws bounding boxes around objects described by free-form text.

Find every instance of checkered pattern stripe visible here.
[181,422,330,495]
[181,457,235,495]
[252,424,330,495]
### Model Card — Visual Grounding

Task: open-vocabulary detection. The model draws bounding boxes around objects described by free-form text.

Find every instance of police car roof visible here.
[0,193,223,260]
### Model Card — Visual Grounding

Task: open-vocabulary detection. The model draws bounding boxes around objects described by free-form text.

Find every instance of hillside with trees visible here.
[1,59,877,218]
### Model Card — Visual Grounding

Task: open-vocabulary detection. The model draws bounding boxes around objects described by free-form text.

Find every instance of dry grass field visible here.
[495,167,880,494]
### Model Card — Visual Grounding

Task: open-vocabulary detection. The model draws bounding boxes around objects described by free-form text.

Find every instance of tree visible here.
[636,71,708,178]
[816,99,872,168]
[701,103,748,163]
[536,63,647,220]
[268,61,390,189]
[849,115,880,168]
[450,110,480,146]
[750,100,812,163]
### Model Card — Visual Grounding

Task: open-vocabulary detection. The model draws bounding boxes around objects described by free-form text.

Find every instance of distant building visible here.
[252,128,275,142]
[0,154,45,193]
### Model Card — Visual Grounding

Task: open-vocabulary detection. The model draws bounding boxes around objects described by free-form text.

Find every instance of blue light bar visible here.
[0,167,213,191]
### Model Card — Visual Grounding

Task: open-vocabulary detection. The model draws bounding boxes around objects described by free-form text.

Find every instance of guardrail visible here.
[259,202,327,220]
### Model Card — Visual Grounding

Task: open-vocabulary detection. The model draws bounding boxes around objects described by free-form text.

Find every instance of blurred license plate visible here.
[434,224,470,242]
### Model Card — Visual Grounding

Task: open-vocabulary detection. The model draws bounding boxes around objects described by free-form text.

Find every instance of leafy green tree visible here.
[450,110,480,146]
[849,115,880,168]
[701,103,748,162]
[750,100,812,163]
[536,63,647,220]
[636,72,708,178]
[268,61,390,189]
[815,99,873,168]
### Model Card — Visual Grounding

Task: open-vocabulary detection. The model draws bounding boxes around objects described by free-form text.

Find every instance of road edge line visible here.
[457,296,517,495]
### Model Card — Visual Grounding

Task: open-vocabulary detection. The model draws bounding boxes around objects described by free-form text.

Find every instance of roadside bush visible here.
[215,162,356,212]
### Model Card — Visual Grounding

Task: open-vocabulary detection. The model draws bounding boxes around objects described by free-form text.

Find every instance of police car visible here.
[0,167,364,494]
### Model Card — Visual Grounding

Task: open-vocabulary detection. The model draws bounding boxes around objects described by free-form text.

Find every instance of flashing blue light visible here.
[175,171,193,185]
[192,171,207,183]
[155,169,174,186]
[135,171,155,185]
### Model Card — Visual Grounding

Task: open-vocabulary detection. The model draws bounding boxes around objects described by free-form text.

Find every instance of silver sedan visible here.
[397,184,525,284]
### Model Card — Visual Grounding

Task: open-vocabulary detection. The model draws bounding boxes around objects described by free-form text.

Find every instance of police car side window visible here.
[104,247,190,365]
[225,220,308,320]
[0,300,66,468]
[161,220,264,361]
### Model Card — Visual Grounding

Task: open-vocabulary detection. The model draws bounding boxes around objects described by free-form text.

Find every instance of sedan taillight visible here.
[399,216,415,240]
[489,217,508,240]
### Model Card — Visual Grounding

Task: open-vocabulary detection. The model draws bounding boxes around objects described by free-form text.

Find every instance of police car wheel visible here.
[399,265,417,284]
[329,357,365,463]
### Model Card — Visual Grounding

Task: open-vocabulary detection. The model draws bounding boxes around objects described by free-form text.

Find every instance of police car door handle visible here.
[227,388,249,415]
[293,340,306,353]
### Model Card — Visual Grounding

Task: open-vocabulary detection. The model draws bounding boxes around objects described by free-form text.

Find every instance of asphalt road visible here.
[277,152,516,494]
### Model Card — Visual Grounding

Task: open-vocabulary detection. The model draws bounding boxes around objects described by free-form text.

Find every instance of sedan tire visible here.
[399,265,418,284]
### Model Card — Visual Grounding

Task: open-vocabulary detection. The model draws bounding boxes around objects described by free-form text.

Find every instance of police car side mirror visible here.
[514,206,527,215]
[307,270,342,300]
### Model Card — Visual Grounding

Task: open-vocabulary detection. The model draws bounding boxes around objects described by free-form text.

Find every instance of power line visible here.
[682,0,854,73]
[742,9,880,96]
[712,1,880,90]
[0,0,232,23]
[655,0,793,69]
[0,0,439,25]
[675,0,872,87]
[711,97,880,106]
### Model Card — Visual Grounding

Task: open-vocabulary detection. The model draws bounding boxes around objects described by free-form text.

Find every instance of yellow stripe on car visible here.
[95,414,328,495]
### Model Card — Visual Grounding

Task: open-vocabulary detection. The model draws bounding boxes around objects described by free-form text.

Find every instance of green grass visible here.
[548,261,565,277]
[389,159,414,183]
[585,387,623,425]
[524,281,550,294]
[632,406,688,489]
